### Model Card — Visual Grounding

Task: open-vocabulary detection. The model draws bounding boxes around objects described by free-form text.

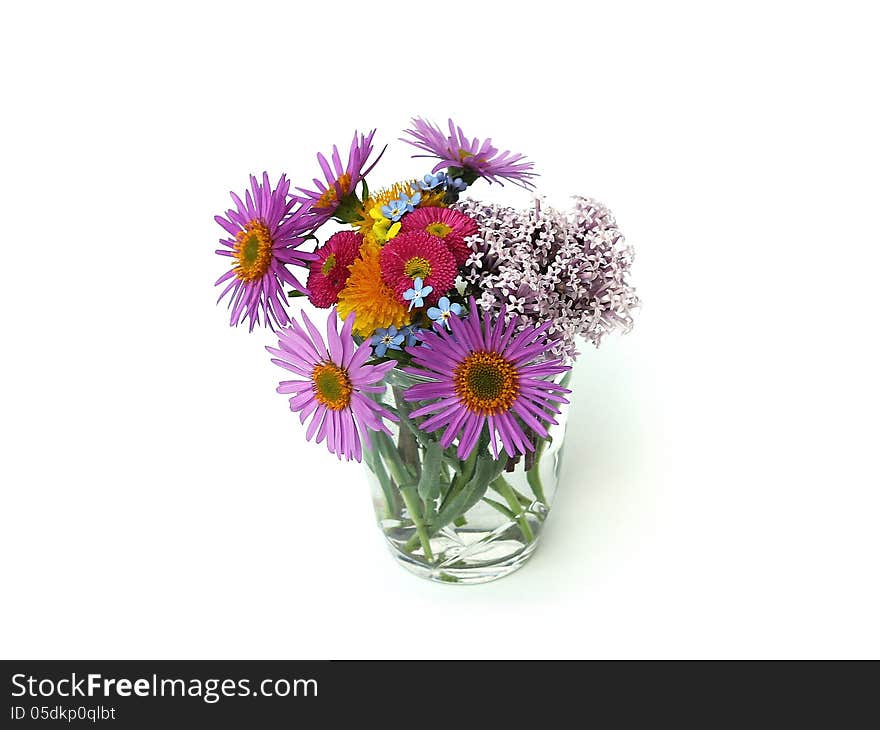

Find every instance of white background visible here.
[2,1,878,659]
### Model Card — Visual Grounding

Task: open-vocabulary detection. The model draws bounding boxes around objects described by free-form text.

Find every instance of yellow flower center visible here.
[311,362,353,411]
[321,253,337,276]
[453,352,520,415]
[233,220,273,282]
[456,149,486,166]
[425,221,453,238]
[403,256,432,280]
[315,173,351,209]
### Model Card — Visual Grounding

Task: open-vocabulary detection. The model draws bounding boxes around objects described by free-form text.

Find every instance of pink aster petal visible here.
[268,308,397,462]
[403,299,571,461]
[214,173,313,331]
[401,117,538,190]
[297,130,386,225]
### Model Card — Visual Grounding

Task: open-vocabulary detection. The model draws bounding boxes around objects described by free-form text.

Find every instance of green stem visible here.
[364,448,396,519]
[376,432,412,487]
[527,438,548,505]
[482,496,515,520]
[525,369,571,505]
[403,532,419,553]
[439,447,478,513]
[401,486,433,562]
[393,387,421,478]
[493,476,535,543]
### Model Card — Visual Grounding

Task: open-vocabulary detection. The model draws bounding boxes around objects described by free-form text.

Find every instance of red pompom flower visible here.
[400,207,478,265]
[307,231,362,308]
[379,230,456,306]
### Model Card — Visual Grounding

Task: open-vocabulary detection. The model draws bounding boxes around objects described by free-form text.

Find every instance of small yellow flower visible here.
[369,206,402,245]
[353,180,448,242]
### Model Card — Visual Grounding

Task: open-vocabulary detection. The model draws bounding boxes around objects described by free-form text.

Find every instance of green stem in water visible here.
[364,448,396,519]
[393,386,421,478]
[525,369,570,505]
[376,432,412,487]
[400,486,433,562]
[527,437,548,505]
[493,476,535,543]
[439,446,478,513]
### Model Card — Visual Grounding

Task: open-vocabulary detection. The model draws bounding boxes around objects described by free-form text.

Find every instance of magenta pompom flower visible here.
[214,173,315,331]
[404,298,571,460]
[307,231,361,308]
[379,230,457,306]
[400,206,478,265]
[297,130,384,224]
[268,309,398,462]
[401,117,538,190]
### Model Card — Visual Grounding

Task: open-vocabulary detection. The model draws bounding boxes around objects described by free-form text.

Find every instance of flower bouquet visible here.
[214,118,637,583]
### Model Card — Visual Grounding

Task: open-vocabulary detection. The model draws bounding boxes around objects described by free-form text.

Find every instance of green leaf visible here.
[443,454,464,474]
[431,452,506,531]
[417,441,444,504]
[482,497,515,520]
[361,178,370,204]
[287,290,307,298]
[395,408,435,449]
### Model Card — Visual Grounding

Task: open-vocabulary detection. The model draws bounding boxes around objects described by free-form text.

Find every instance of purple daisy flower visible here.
[400,117,538,190]
[214,173,315,332]
[404,298,571,460]
[267,309,398,462]
[296,129,385,224]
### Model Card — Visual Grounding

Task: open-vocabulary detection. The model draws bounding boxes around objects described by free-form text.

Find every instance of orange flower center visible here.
[453,351,519,415]
[233,220,273,282]
[403,256,432,280]
[315,173,351,209]
[311,362,352,411]
[425,221,453,238]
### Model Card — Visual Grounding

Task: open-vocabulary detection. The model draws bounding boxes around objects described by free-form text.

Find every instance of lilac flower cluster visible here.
[454,196,638,361]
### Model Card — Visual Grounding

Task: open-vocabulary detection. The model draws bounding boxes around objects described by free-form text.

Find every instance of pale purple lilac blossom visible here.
[454,196,638,361]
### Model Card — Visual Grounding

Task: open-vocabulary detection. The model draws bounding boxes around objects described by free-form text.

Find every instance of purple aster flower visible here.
[400,117,538,190]
[404,298,571,460]
[267,309,398,462]
[296,130,385,224]
[214,172,315,332]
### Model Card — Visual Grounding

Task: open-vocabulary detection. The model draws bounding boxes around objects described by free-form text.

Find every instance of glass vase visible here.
[363,368,571,584]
